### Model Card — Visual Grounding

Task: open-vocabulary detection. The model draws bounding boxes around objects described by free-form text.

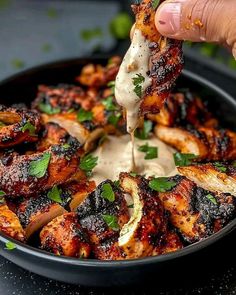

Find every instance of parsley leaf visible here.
[39,103,61,115]
[79,154,98,175]
[214,162,227,173]
[47,186,63,204]
[206,194,217,205]
[102,214,119,231]
[113,180,120,188]
[21,121,36,136]
[135,120,152,140]
[138,143,158,160]
[0,191,6,197]
[232,161,236,168]
[102,96,117,111]
[152,0,160,10]
[130,172,137,177]
[128,204,134,209]
[108,113,121,127]
[5,241,16,251]
[77,109,93,123]
[149,177,176,192]
[80,28,103,42]
[0,121,6,128]
[132,73,145,98]
[109,12,132,40]
[174,153,197,166]
[62,143,70,149]
[101,183,115,202]
[107,81,115,94]
[0,191,5,204]
[29,152,51,178]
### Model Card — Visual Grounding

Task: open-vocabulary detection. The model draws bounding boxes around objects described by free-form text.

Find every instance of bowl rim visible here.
[0,57,235,268]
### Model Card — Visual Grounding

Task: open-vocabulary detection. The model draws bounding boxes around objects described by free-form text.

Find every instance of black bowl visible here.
[0,57,235,287]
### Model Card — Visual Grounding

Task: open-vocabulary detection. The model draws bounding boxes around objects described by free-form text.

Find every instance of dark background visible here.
[0,0,235,294]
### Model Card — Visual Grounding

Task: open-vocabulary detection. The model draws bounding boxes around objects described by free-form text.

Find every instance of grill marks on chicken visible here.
[178,163,236,196]
[0,142,81,197]
[40,212,91,258]
[132,0,183,115]
[158,175,236,242]
[0,106,41,148]
[0,204,25,242]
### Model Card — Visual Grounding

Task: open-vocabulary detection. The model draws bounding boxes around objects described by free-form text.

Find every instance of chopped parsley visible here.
[206,194,217,205]
[128,204,134,209]
[101,183,115,202]
[102,214,119,231]
[214,162,227,173]
[149,177,176,193]
[62,143,70,149]
[29,152,51,178]
[135,120,152,140]
[80,28,103,42]
[108,113,121,127]
[21,121,36,136]
[38,103,61,115]
[0,191,6,197]
[130,172,137,177]
[132,73,145,98]
[138,143,158,160]
[174,153,197,167]
[0,122,6,128]
[5,241,16,251]
[109,12,132,40]
[113,180,120,188]
[107,81,115,94]
[47,186,63,204]
[47,8,58,19]
[77,108,93,123]
[11,59,25,69]
[232,161,236,168]
[41,43,52,53]
[102,96,117,111]
[79,154,98,176]
[152,0,160,10]
[0,190,5,204]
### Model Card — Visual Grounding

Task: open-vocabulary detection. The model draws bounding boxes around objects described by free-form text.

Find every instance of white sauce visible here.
[115,29,152,133]
[92,134,178,185]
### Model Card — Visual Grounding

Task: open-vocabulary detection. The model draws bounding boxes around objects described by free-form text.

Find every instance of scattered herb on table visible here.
[109,12,132,40]
[80,28,103,42]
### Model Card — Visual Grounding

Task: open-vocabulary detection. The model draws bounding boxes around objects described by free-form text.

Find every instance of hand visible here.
[155,0,236,58]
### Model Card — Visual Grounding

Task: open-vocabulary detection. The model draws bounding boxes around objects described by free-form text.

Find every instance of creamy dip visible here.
[115,29,152,133]
[92,134,177,185]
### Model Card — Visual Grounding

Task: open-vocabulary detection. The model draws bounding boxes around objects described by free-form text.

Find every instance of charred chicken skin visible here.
[132,0,183,115]
[40,212,91,258]
[0,106,41,148]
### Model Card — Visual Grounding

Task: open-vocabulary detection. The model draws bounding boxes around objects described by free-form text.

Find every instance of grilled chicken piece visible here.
[0,141,81,197]
[0,105,41,148]
[158,175,236,243]
[40,212,91,258]
[148,91,218,128]
[118,173,167,259]
[77,180,129,259]
[132,0,183,115]
[0,204,25,242]
[155,125,236,161]
[153,230,183,255]
[32,84,98,113]
[17,194,67,239]
[178,163,236,196]
[76,56,121,88]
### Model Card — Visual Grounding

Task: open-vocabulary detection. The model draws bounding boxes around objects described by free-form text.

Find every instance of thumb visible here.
[155,0,236,58]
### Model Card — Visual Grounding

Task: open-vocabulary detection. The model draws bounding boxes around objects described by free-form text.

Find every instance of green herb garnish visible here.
[77,109,93,123]
[62,143,70,149]
[41,43,52,53]
[11,59,25,69]
[47,8,58,19]
[47,186,63,204]
[107,80,115,94]
[5,241,16,251]
[0,191,6,197]
[138,143,158,160]
[232,161,236,168]
[79,154,98,175]
[29,152,51,178]
[38,103,61,115]
[0,190,5,204]
[132,73,145,98]
[102,96,117,111]
[152,0,160,9]
[128,204,134,209]
[149,177,176,193]
[214,162,227,173]
[0,122,6,128]
[174,153,197,166]
[80,28,103,42]
[21,121,36,136]
[206,194,217,205]
[109,12,132,40]
[113,180,120,188]
[135,120,152,140]
[108,113,121,127]
[102,214,119,231]
[130,172,137,177]
[101,183,115,202]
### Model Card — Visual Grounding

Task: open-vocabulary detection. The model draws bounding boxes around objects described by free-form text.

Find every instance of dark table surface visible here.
[0,1,236,294]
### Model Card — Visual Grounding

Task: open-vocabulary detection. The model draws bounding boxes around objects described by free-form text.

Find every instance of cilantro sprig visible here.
[77,108,93,123]
[132,73,145,98]
[138,143,158,160]
[79,154,98,176]
[47,186,63,204]
[135,120,152,140]
[174,153,197,167]
[101,183,115,202]
[102,214,119,231]
[29,152,51,178]
[149,177,176,193]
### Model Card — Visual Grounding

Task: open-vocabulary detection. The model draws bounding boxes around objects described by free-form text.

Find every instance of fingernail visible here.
[156,2,181,36]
